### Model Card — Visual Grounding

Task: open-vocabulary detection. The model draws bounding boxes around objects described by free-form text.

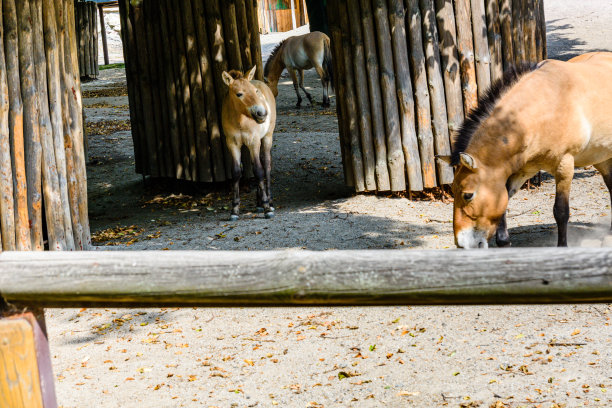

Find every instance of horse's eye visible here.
[463,192,474,201]
[236,92,243,98]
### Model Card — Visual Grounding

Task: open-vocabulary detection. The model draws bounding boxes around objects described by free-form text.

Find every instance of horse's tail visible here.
[323,37,334,91]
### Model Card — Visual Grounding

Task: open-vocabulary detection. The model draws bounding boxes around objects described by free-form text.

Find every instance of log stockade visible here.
[0,0,90,251]
[327,0,546,192]
[75,0,99,78]
[1,248,612,306]
[118,0,262,182]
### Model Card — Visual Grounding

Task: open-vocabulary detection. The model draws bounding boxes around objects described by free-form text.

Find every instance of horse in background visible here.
[438,52,612,248]
[221,66,276,221]
[264,31,333,108]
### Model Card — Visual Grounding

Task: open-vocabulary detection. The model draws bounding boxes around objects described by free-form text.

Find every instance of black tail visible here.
[323,39,334,91]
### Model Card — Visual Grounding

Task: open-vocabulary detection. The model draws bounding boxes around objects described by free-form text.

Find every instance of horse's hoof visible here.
[496,239,512,248]
[265,211,275,219]
[229,214,239,221]
[268,206,275,212]
[256,206,264,213]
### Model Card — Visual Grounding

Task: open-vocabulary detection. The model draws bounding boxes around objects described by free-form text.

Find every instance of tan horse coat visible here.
[447,52,612,248]
[222,66,276,220]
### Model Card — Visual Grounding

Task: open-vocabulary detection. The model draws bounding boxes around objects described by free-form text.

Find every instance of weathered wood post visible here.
[74,1,98,78]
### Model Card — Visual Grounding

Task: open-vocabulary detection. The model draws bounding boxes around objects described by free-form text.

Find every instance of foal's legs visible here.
[228,145,242,221]
[495,175,527,247]
[313,64,330,107]
[594,158,612,230]
[262,134,274,213]
[553,156,575,247]
[287,67,302,108]
[250,141,274,218]
[298,69,313,105]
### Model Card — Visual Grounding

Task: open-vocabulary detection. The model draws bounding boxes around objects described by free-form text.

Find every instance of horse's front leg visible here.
[251,142,274,219]
[298,70,313,105]
[262,134,274,214]
[495,213,511,247]
[287,67,302,108]
[229,145,242,221]
[554,156,574,247]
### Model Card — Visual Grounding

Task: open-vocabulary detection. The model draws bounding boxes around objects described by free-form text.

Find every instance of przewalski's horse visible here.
[264,31,333,108]
[439,52,612,248]
[221,66,276,221]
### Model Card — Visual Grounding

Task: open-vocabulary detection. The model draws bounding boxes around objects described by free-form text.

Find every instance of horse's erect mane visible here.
[263,39,286,78]
[228,70,244,80]
[451,64,537,166]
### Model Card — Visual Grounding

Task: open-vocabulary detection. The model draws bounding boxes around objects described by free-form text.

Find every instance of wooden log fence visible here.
[75,0,98,78]
[2,246,610,406]
[119,0,262,182]
[327,0,546,192]
[0,0,90,251]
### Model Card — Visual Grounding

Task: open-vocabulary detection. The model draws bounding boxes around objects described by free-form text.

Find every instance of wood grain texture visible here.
[0,319,43,408]
[470,0,491,98]
[485,0,503,82]
[454,0,478,114]
[0,248,611,306]
[498,0,514,71]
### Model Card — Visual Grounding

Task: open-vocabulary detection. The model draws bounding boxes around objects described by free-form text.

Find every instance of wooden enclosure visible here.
[75,1,99,78]
[119,0,263,182]
[0,0,90,251]
[327,0,547,192]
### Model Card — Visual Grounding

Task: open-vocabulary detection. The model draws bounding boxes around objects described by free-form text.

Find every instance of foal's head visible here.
[222,66,269,124]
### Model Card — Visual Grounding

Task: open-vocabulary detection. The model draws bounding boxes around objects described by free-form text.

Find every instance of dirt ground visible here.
[48,3,612,407]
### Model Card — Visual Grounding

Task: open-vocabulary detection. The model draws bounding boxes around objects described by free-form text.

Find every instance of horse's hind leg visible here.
[228,145,242,221]
[594,158,612,230]
[314,65,330,107]
[287,67,302,108]
[298,70,313,105]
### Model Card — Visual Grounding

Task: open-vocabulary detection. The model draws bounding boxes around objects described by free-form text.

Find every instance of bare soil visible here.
[49,4,612,407]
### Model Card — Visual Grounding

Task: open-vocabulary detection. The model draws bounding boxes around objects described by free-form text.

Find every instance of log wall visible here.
[328,0,546,192]
[119,0,263,182]
[0,0,90,251]
[75,1,98,78]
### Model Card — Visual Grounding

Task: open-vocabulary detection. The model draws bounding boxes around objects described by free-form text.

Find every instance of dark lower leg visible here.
[252,156,272,215]
[262,147,273,210]
[230,160,242,219]
[553,192,570,247]
[299,70,313,104]
[597,167,612,230]
[495,212,511,247]
[321,79,330,107]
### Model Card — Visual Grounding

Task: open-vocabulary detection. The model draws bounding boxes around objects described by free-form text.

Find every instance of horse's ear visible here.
[459,153,478,171]
[435,155,452,165]
[246,65,257,81]
[222,71,234,86]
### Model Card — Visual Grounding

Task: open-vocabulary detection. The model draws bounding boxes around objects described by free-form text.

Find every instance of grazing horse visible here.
[439,52,612,248]
[221,66,276,221]
[264,31,333,108]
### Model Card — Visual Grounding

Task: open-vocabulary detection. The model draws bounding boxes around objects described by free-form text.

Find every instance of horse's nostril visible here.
[478,241,485,248]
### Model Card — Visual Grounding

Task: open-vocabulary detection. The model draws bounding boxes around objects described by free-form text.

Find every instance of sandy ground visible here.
[48,4,612,407]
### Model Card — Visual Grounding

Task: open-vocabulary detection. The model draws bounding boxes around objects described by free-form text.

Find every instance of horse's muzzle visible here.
[250,106,268,124]
[455,227,489,249]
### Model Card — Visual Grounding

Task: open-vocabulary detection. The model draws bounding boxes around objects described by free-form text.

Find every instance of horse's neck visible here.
[268,51,285,83]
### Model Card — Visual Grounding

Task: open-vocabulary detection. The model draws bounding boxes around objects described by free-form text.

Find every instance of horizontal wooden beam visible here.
[0,248,611,307]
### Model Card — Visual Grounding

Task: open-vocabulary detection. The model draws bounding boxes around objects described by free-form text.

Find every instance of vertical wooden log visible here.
[93,3,99,76]
[99,5,109,66]
[346,0,377,191]
[358,0,390,191]
[335,0,366,191]
[247,0,264,81]
[221,0,243,72]
[205,0,233,180]
[434,0,465,138]
[65,0,91,249]
[327,0,355,187]
[0,0,16,251]
[83,2,91,76]
[43,0,74,250]
[192,0,226,181]
[420,0,453,185]
[181,0,213,182]
[454,0,478,114]
[511,0,525,64]
[118,0,145,175]
[470,0,492,98]
[538,0,546,59]
[406,0,436,188]
[235,0,253,70]
[157,0,182,179]
[485,0,503,82]
[372,0,406,191]
[30,0,66,250]
[388,0,423,191]
[77,3,85,76]
[498,0,514,71]
[524,0,537,63]
[142,1,168,177]
[15,0,44,250]
[132,2,160,177]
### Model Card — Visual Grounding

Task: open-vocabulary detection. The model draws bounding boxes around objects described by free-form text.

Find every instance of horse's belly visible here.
[574,135,612,166]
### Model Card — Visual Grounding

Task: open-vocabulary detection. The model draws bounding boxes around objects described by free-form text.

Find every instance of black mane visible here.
[451,64,537,166]
[263,40,286,78]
